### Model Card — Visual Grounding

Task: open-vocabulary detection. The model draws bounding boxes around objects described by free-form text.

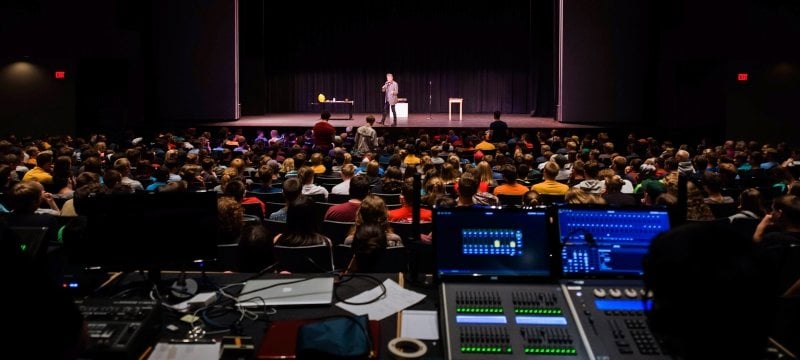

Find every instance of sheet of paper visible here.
[148,342,220,360]
[400,310,439,340]
[336,279,426,321]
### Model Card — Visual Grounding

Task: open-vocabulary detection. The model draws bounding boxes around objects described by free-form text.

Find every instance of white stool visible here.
[448,98,463,121]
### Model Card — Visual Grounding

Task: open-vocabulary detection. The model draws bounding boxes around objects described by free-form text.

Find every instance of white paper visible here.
[400,310,439,340]
[171,292,217,312]
[336,279,426,321]
[148,342,220,360]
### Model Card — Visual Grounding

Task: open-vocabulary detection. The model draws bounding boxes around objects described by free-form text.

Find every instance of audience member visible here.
[331,164,356,195]
[344,195,401,246]
[388,183,433,223]
[325,174,371,222]
[274,196,330,246]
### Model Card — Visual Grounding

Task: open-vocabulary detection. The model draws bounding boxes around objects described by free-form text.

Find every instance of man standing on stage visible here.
[380,73,399,127]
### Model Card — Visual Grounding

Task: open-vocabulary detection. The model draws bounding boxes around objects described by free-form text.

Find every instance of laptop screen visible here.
[557,207,670,277]
[434,207,551,278]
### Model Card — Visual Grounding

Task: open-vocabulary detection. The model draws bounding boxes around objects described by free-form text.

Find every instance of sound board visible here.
[77,298,162,359]
[561,280,670,359]
[440,283,591,359]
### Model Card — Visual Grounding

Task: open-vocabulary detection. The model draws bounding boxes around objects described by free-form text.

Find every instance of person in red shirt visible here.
[324,175,371,222]
[312,111,336,153]
[388,183,432,223]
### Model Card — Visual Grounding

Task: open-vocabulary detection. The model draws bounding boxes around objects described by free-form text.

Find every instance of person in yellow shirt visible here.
[493,165,529,196]
[309,153,326,174]
[531,161,568,195]
[475,132,496,151]
[21,153,54,184]
[403,144,421,167]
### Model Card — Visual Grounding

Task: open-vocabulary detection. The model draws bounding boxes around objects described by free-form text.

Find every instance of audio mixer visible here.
[561,280,669,359]
[441,283,590,359]
[77,298,162,359]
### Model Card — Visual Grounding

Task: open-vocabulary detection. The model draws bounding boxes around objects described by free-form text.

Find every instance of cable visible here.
[242,261,280,282]
[333,273,386,305]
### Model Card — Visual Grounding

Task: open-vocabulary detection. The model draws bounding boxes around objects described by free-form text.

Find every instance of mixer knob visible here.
[608,288,622,298]
[592,288,607,298]
[624,288,638,298]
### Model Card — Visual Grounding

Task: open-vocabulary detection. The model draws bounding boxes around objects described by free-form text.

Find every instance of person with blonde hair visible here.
[281,158,297,178]
[331,164,357,195]
[532,161,569,195]
[565,188,606,205]
[421,176,446,206]
[345,195,401,246]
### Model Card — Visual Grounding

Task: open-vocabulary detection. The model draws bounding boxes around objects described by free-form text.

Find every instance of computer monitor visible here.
[556,206,670,277]
[434,207,552,279]
[65,191,219,273]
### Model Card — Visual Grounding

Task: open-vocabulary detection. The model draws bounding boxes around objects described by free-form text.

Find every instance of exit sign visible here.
[54,71,65,79]
[737,73,748,81]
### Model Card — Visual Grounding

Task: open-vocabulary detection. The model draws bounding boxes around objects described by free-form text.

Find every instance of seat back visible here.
[374,193,401,206]
[273,242,333,273]
[247,191,285,204]
[242,202,264,221]
[334,244,407,273]
[497,194,524,206]
[538,194,565,206]
[263,219,287,236]
[708,202,739,219]
[327,193,351,204]
[390,221,433,243]
[321,220,355,245]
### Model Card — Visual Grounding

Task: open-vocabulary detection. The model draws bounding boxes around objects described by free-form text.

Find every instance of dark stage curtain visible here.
[240,0,554,116]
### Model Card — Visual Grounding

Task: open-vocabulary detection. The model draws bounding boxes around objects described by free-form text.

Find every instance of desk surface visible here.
[323,100,354,104]
[101,272,442,359]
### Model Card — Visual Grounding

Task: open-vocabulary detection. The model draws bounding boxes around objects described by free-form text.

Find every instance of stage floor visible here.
[207,113,600,129]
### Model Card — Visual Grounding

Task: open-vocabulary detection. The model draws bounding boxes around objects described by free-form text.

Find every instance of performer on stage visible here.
[380,73,399,127]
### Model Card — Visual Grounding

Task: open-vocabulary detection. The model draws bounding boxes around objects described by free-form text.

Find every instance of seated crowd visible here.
[0,116,798,357]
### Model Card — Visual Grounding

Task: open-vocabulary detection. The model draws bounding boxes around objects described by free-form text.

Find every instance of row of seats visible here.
[218,238,434,274]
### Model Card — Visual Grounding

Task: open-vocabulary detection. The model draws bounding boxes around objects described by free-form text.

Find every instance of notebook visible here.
[237,277,334,307]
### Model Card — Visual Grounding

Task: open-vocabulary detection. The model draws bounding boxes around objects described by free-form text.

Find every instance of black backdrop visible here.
[239,0,554,116]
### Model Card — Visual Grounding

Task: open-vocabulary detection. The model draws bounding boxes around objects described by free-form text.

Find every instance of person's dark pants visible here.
[381,101,397,125]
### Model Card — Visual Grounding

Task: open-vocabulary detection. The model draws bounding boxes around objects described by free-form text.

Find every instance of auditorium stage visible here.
[207,113,600,130]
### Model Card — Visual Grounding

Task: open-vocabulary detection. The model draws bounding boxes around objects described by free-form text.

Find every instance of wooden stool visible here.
[448,98,463,121]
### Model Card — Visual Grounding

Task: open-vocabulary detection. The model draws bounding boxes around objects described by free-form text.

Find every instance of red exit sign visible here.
[737,73,748,81]
[54,71,65,79]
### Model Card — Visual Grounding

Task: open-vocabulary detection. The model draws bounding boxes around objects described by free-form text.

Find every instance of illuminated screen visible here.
[435,208,551,278]
[558,207,670,276]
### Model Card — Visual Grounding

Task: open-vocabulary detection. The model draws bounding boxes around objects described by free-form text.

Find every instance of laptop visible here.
[556,206,671,278]
[237,277,334,307]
